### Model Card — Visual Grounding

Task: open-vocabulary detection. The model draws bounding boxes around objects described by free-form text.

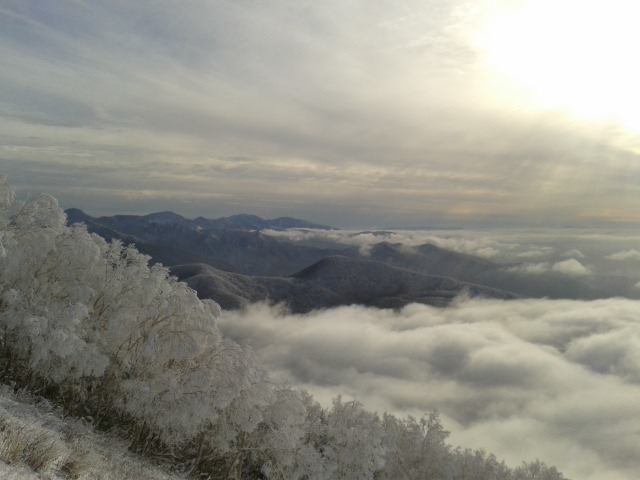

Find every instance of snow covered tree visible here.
[381,411,451,479]
[0,180,266,448]
[447,449,513,480]
[513,460,567,480]
[323,397,386,479]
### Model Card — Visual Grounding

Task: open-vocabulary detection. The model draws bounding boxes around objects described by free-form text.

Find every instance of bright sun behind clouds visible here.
[476,0,640,133]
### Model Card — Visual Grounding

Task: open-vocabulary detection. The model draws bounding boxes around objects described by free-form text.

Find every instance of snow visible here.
[0,386,182,480]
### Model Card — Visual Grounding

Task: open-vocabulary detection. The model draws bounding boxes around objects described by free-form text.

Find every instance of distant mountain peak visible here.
[292,255,352,279]
[65,207,86,215]
[142,211,189,224]
[291,255,407,281]
[65,208,92,224]
[211,213,333,231]
[266,216,334,230]
[225,214,264,221]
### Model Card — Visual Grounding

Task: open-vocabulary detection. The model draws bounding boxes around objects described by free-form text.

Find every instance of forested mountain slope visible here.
[346,241,622,299]
[172,257,516,312]
[67,208,621,301]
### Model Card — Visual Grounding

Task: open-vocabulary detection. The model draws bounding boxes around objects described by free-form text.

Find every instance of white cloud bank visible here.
[551,258,591,276]
[607,249,640,261]
[263,228,516,258]
[505,258,591,277]
[219,298,640,480]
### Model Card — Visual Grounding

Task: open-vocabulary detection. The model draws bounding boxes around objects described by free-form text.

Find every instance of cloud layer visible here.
[266,227,640,299]
[607,249,640,261]
[265,227,640,265]
[506,258,590,276]
[219,298,640,480]
[264,228,523,258]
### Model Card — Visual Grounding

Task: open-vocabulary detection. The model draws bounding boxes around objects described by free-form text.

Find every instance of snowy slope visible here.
[0,386,182,480]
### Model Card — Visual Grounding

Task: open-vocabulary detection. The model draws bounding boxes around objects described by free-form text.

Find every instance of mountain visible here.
[352,241,497,279]
[171,256,517,313]
[65,209,341,275]
[66,209,333,232]
[343,241,622,300]
[195,213,333,231]
[67,209,627,302]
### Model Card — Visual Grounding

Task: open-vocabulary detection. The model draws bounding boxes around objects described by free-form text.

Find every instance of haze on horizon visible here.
[2,0,640,228]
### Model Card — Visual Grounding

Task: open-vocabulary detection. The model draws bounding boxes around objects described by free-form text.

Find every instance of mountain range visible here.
[66,209,339,275]
[66,208,333,232]
[65,209,634,310]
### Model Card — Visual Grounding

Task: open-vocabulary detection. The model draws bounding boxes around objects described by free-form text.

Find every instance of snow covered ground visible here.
[0,385,182,480]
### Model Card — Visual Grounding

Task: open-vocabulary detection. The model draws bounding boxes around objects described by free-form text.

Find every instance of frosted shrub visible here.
[0,180,262,448]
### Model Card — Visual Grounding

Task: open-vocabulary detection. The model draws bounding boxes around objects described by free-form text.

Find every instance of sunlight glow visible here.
[477,0,640,133]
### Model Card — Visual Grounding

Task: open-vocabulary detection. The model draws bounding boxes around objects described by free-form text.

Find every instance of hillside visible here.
[344,241,622,300]
[0,387,180,480]
[171,256,517,312]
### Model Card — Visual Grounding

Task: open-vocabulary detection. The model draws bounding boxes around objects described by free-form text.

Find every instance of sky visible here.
[2,0,640,227]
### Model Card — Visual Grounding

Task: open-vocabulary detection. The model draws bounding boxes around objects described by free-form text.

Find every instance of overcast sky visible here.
[2,0,640,227]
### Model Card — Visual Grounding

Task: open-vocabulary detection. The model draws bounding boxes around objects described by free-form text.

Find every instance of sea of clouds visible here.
[219,298,640,480]
[264,227,640,284]
[240,227,640,479]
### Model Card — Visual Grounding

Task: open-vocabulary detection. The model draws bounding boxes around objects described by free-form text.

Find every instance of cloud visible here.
[563,248,585,259]
[263,229,640,292]
[550,258,591,276]
[505,262,550,275]
[263,228,515,258]
[506,258,590,277]
[607,249,640,261]
[3,2,640,225]
[218,298,640,480]
[515,246,554,259]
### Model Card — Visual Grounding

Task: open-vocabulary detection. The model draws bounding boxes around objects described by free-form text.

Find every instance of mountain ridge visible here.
[65,208,626,302]
[66,208,334,232]
[65,208,342,276]
[171,256,518,313]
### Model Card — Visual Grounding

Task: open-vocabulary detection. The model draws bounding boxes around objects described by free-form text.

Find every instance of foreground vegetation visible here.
[0,177,566,479]
[0,385,179,479]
